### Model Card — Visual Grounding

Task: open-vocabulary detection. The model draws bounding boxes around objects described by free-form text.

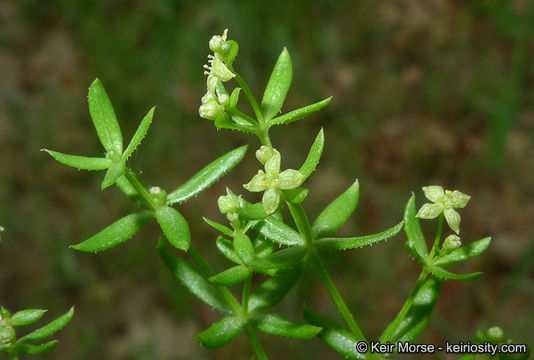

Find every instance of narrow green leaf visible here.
[88,78,123,155]
[315,221,403,250]
[428,266,482,281]
[312,181,359,238]
[260,48,292,121]
[299,129,325,179]
[254,235,276,258]
[204,217,233,237]
[434,237,491,267]
[116,175,145,207]
[209,265,250,286]
[42,150,111,170]
[101,162,125,189]
[255,217,304,246]
[71,211,152,252]
[252,312,321,339]
[15,340,57,354]
[195,316,244,349]
[11,309,47,327]
[404,196,429,261]
[239,201,268,220]
[122,107,154,161]
[18,307,74,344]
[216,236,242,264]
[283,188,309,204]
[221,40,239,66]
[233,233,255,263]
[249,266,302,312]
[250,246,306,274]
[158,240,230,314]
[155,206,191,251]
[303,306,365,358]
[167,145,248,205]
[229,87,241,108]
[269,97,332,126]
[383,277,441,343]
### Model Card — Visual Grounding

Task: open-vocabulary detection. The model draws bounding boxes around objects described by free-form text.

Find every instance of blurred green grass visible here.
[1,0,533,358]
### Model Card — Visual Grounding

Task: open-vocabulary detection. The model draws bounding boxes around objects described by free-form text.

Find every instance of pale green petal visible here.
[264,151,281,175]
[278,169,305,190]
[211,54,235,82]
[416,203,443,219]
[422,185,445,203]
[444,208,461,234]
[450,190,470,208]
[243,174,266,192]
[255,146,274,165]
[262,188,280,215]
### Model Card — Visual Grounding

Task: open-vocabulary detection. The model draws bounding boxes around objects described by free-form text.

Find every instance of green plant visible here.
[42,29,496,359]
[0,306,73,360]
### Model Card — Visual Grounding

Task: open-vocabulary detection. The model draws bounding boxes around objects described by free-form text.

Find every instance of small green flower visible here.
[243,147,304,215]
[486,326,504,342]
[416,185,470,234]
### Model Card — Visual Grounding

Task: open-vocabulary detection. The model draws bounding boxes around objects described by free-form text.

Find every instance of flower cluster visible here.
[217,188,243,224]
[244,146,304,215]
[199,29,236,121]
[416,185,470,234]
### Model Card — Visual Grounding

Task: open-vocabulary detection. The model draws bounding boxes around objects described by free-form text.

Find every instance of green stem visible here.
[8,350,18,360]
[123,168,157,211]
[232,72,264,124]
[257,129,272,147]
[242,273,252,314]
[429,214,444,259]
[286,202,312,246]
[187,245,242,315]
[309,250,366,341]
[245,325,268,360]
[379,269,428,343]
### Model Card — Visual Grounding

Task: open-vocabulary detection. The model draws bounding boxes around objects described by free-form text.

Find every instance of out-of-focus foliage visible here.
[1,0,533,358]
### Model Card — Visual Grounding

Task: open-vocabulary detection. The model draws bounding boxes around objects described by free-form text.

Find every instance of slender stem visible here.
[379,269,428,342]
[309,250,366,341]
[242,273,252,314]
[245,325,268,360]
[429,214,444,259]
[286,203,313,247]
[257,129,272,147]
[232,72,264,124]
[188,245,242,315]
[123,168,157,211]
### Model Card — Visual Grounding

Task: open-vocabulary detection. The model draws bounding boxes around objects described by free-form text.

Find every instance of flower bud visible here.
[255,146,275,164]
[0,325,15,345]
[217,192,241,215]
[486,326,504,342]
[199,100,224,120]
[442,234,462,253]
[149,186,167,207]
[209,29,228,53]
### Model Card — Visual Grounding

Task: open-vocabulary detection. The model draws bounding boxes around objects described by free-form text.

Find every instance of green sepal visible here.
[229,88,241,108]
[248,266,302,312]
[404,196,429,261]
[380,277,441,343]
[233,233,255,263]
[101,162,125,189]
[209,265,250,286]
[221,40,239,66]
[261,48,292,121]
[155,206,191,251]
[269,97,332,126]
[11,309,47,327]
[216,236,242,264]
[195,316,244,349]
[18,307,74,344]
[158,239,231,314]
[312,180,359,238]
[88,78,123,155]
[249,246,306,274]
[239,201,268,220]
[122,106,154,161]
[167,145,247,205]
[254,217,304,246]
[14,340,57,354]
[299,129,325,180]
[203,217,233,237]
[428,266,482,281]
[283,188,309,204]
[71,211,152,252]
[434,237,491,267]
[251,311,321,339]
[303,306,365,358]
[315,221,404,250]
[42,150,112,170]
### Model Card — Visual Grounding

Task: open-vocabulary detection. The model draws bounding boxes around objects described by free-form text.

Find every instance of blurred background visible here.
[1,0,533,359]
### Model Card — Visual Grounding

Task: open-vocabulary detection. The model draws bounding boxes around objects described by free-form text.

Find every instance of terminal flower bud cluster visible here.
[217,188,243,224]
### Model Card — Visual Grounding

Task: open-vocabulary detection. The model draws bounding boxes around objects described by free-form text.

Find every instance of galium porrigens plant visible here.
[43,29,492,359]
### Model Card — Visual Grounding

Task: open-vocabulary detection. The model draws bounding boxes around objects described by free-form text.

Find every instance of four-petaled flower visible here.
[243,147,304,215]
[416,185,470,234]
